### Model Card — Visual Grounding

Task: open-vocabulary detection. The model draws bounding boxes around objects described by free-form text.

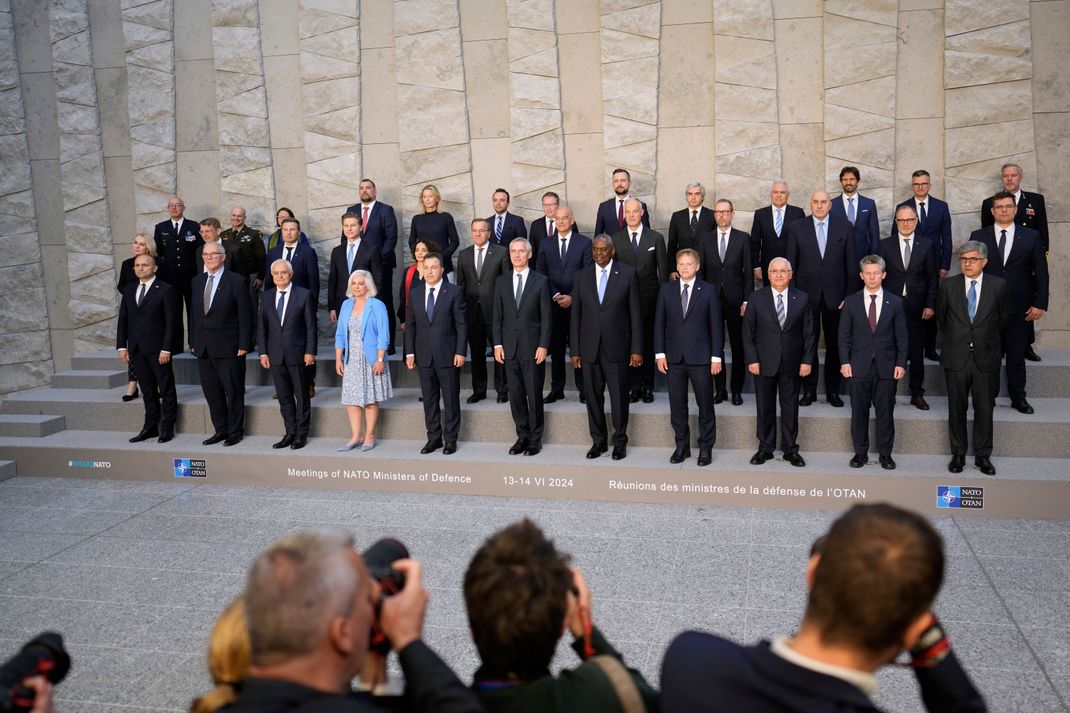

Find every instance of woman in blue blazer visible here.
[335,270,392,451]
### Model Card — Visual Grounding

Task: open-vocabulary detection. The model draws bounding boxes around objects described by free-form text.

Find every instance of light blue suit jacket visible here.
[335,296,390,366]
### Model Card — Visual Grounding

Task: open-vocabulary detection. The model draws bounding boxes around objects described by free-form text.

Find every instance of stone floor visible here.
[0,475,1067,712]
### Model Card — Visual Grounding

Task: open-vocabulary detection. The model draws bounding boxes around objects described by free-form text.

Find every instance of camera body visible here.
[0,632,71,713]
[363,538,409,654]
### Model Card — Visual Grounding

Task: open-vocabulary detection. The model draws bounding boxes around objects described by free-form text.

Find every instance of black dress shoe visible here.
[750,451,773,465]
[223,435,243,447]
[508,438,527,455]
[785,452,806,467]
[910,394,930,410]
[713,391,727,404]
[629,392,641,404]
[523,442,541,456]
[731,393,743,405]
[129,428,158,443]
[948,454,965,473]
[879,455,896,470]
[202,432,226,446]
[544,392,564,403]
[157,430,174,444]
[642,390,654,403]
[579,392,587,404]
[1024,346,1041,362]
[122,387,140,402]
[273,435,295,449]
[1011,398,1034,414]
[290,437,307,450]
[612,445,627,460]
[496,393,509,403]
[420,439,443,454]
[798,393,815,407]
[975,455,996,476]
[827,394,844,407]
[925,349,941,361]
[442,442,457,455]
[669,447,691,464]
[466,393,486,404]
[696,449,712,467]
[849,453,867,468]
[586,443,607,459]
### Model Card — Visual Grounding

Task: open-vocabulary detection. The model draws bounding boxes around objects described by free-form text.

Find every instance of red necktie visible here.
[361,206,369,234]
[868,294,878,333]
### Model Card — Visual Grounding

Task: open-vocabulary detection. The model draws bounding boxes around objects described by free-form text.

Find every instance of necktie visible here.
[547,218,554,238]
[999,229,1007,263]
[137,283,146,307]
[631,231,638,253]
[347,243,355,272]
[776,292,786,328]
[515,273,523,306]
[681,283,690,315]
[560,237,567,262]
[426,287,435,318]
[173,221,179,233]
[719,231,727,262]
[817,222,827,258]
[598,268,608,304]
[967,280,977,323]
[918,202,927,229]
[277,290,286,323]
[690,211,697,233]
[203,274,214,314]
[868,294,878,333]
[903,238,911,267]
[476,247,484,275]
[847,197,856,224]
[361,205,369,234]
[617,200,624,229]
[774,208,783,236]
[496,216,503,243]
[286,246,293,263]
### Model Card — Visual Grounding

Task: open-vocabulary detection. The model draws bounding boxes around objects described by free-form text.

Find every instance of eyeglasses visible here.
[895,218,917,223]
[959,257,984,264]
[714,210,733,215]
[203,252,224,258]
[911,182,930,187]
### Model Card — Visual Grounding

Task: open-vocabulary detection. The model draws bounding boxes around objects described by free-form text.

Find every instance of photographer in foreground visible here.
[661,503,985,712]
[221,530,481,713]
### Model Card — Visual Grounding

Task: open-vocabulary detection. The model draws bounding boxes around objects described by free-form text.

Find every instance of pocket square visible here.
[647,246,655,251]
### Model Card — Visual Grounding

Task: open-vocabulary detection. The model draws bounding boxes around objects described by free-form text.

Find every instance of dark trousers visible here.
[667,362,716,449]
[629,312,656,395]
[198,356,245,438]
[924,311,938,353]
[1003,313,1029,400]
[417,364,461,443]
[468,311,506,397]
[847,364,896,456]
[505,357,545,444]
[271,360,311,437]
[754,367,801,455]
[380,266,396,349]
[803,304,843,397]
[549,303,582,394]
[130,351,177,431]
[715,296,745,396]
[248,281,261,348]
[905,307,926,395]
[945,352,998,457]
[584,355,630,447]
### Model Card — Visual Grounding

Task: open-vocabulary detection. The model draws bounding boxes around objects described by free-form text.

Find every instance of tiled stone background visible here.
[2,0,1068,394]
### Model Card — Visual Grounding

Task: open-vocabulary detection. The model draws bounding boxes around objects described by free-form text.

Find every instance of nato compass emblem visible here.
[173,458,207,478]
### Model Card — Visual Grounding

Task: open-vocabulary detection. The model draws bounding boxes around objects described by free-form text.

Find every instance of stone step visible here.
[0,414,66,438]
[50,370,129,389]
[3,385,1067,458]
[0,460,14,482]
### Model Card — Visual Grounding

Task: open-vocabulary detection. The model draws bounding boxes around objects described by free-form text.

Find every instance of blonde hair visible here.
[190,596,251,713]
[133,233,156,257]
[348,269,378,298]
[420,184,441,212]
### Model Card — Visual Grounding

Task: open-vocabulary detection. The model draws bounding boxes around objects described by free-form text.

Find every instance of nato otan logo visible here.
[173,458,207,478]
[937,485,984,509]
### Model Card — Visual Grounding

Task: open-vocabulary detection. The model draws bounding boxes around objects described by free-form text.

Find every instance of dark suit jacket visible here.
[937,273,1009,373]
[534,232,592,297]
[346,201,399,268]
[570,262,642,363]
[153,217,203,285]
[493,270,552,360]
[743,287,816,376]
[195,240,246,277]
[838,290,908,378]
[116,278,180,355]
[667,206,717,259]
[259,284,317,365]
[972,226,1049,313]
[455,242,509,322]
[878,235,939,314]
[982,190,1048,250]
[698,227,753,308]
[654,279,724,365]
[750,204,805,274]
[487,212,526,247]
[786,215,857,309]
[831,193,880,258]
[529,216,557,261]
[610,226,668,314]
[327,240,383,312]
[404,280,467,368]
[264,242,320,302]
[891,197,953,271]
[594,197,650,237]
[189,269,253,357]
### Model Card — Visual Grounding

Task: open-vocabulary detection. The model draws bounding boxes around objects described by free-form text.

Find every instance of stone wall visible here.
[1,0,1068,394]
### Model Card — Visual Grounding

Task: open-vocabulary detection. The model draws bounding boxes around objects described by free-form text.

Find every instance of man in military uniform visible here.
[222,205,266,345]
[153,195,202,329]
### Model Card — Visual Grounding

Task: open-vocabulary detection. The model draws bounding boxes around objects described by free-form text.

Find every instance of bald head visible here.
[810,190,831,220]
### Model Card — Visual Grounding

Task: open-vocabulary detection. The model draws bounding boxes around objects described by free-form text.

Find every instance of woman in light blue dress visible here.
[335,270,392,451]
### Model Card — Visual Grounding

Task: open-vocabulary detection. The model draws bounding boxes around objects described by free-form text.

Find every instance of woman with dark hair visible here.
[408,185,459,275]
[116,233,155,401]
[266,206,310,251]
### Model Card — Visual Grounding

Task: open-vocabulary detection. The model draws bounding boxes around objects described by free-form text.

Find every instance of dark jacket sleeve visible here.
[915,650,988,713]
[303,291,318,355]
[237,278,254,351]
[396,639,484,713]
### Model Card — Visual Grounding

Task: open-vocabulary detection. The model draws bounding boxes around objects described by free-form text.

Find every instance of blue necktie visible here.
[496,216,503,243]
[560,237,567,263]
[817,222,827,258]
[427,287,435,319]
[918,201,927,229]
[774,208,783,236]
[847,197,856,224]
[276,290,286,323]
[967,280,977,323]
[776,292,785,328]
[597,268,607,304]
[347,243,355,272]
[515,273,523,306]
[286,246,293,262]
[681,283,689,315]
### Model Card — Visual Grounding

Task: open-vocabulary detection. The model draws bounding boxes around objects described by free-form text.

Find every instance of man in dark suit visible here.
[981,162,1048,362]
[534,205,591,402]
[838,255,908,470]
[830,166,880,260]
[611,197,668,403]
[661,504,986,713]
[153,195,202,324]
[973,191,1049,415]
[265,217,320,395]
[329,211,383,317]
[699,198,753,405]
[879,205,939,410]
[654,249,724,466]
[455,219,509,403]
[116,254,180,444]
[786,190,857,406]
[750,180,805,286]
[346,178,399,353]
[571,236,642,460]
[494,238,552,456]
[528,191,560,262]
[743,257,815,467]
[259,259,317,450]
[405,253,467,455]
[195,217,246,276]
[190,243,253,446]
[938,240,1009,476]
[593,168,650,237]
[487,188,526,247]
[667,182,716,268]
